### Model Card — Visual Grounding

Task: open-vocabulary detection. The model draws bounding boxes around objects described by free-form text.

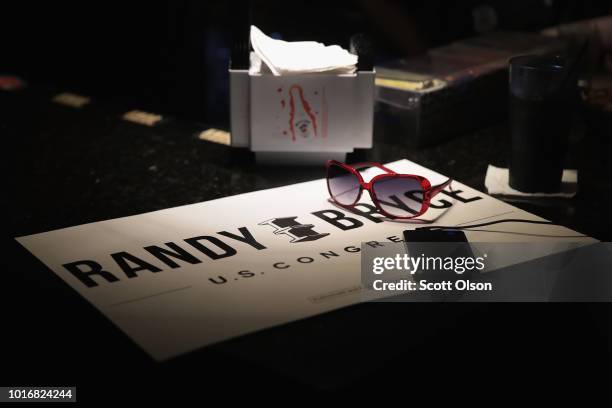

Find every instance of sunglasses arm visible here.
[351,162,397,174]
[429,178,453,197]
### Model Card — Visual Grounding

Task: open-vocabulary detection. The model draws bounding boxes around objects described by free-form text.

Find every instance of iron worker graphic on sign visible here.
[259,216,330,243]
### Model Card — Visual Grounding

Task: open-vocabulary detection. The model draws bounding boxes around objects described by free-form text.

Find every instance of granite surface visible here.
[2,86,611,396]
[4,87,611,240]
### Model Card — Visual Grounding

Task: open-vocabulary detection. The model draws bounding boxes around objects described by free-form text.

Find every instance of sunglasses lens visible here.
[327,164,361,206]
[372,177,425,218]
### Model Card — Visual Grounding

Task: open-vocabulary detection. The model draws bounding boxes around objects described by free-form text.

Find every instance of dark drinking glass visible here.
[509,55,574,193]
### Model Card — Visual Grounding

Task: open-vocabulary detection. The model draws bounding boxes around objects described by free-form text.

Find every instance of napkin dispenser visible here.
[229,33,375,165]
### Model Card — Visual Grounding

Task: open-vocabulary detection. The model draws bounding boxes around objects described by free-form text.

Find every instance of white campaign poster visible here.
[16,160,593,361]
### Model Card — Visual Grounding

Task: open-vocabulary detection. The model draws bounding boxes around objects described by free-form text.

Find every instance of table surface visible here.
[2,86,611,398]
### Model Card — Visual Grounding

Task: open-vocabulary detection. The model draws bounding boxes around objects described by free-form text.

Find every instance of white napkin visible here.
[484,165,578,198]
[250,25,358,76]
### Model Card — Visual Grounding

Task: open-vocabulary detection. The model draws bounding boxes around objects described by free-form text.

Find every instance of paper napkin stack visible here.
[249,25,358,75]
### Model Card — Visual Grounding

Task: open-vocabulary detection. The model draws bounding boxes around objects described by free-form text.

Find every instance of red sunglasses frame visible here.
[326,160,453,219]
